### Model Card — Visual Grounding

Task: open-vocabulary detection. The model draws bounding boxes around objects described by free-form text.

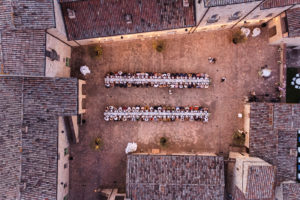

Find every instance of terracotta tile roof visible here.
[232,158,276,200]
[0,77,23,200]
[61,0,195,40]
[0,30,46,76]
[249,103,300,184]
[126,154,225,200]
[204,0,260,7]
[0,0,56,76]
[286,8,300,37]
[282,182,300,200]
[245,165,276,199]
[261,0,300,9]
[0,77,78,200]
[0,0,55,30]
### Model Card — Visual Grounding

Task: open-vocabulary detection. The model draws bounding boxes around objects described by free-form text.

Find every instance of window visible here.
[64,163,68,169]
[207,14,220,24]
[268,26,277,38]
[252,15,260,19]
[64,183,68,188]
[64,147,69,156]
[65,57,70,67]
[229,11,242,21]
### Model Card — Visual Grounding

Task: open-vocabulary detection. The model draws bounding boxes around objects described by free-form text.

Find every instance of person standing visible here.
[221,76,226,82]
[208,57,216,64]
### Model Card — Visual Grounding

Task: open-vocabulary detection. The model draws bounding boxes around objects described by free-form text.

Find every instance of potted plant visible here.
[90,137,103,151]
[232,130,246,146]
[88,45,103,59]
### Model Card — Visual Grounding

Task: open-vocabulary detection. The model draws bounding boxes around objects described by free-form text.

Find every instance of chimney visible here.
[67,9,76,19]
[124,14,132,24]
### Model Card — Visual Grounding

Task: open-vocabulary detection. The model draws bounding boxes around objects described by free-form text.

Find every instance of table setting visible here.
[104,105,209,122]
[104,71,211,89]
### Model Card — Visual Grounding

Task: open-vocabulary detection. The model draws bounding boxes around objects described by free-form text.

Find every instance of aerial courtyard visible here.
[69,27,280,199]
[2,0,300,200]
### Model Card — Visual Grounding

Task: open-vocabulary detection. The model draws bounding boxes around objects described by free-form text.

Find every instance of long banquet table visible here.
[104,106,210,122]
[104,72,211,88]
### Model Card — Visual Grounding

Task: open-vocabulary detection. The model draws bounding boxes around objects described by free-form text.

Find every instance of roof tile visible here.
[0,0,55,30]
[126,154,225,200]
[61,0,195,40]
[0,30,46,76]
[286,8,300,38]
[261,0,300,9]
[0,77,78,199]
[249,103,300,197]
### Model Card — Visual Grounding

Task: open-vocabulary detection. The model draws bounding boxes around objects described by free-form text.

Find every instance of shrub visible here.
[88,45,103,59]
[153,40,166,52]
[90,137,103,151]
[232,30,247,44]
[232,130,246,146]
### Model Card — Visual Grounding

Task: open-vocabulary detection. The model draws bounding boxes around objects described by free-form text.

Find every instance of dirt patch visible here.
[69,27,280,199]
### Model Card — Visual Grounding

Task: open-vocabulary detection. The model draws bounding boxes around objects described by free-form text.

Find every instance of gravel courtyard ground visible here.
[69,27,280,199]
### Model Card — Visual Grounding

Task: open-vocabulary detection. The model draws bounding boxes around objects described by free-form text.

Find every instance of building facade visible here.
[58,0,300,46]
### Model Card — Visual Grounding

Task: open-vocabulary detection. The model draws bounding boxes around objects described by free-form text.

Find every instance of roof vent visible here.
[229,11,242,21]
[207,14,220,23]
[290,149,297,156]
[21,126,28,133]
[124,14,132,24]
[183,0,189,7]
[67,8,76,19]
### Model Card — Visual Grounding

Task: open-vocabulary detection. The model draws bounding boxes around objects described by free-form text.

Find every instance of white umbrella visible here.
[241,27,250,37]
[252,28,261,37]
[125,143,137,154]
[261,68,271,77]
[80,65,91,76]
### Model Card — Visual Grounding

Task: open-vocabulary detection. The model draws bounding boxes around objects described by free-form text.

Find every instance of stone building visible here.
[195,0,262,31]
[60,0,196,45]
[59,0,300,45]
[0,77,78,200]
[268,7,300,47]
[241,0,300,26]
[230,153,276,200]
[195,0,300,31]
[126,154,225,200]
[230,103,300,199]
[0,1,84,199]
[0,0,73,77]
